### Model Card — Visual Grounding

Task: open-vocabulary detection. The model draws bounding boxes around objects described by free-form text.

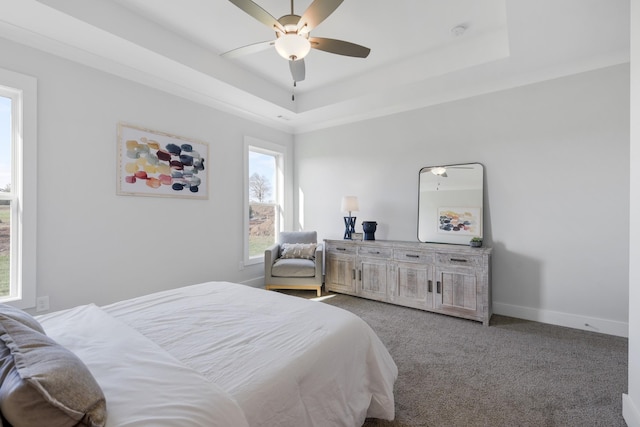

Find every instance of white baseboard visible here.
[493,302,628,337]
[624,394,640,427]
[237,276,265,289]
[231,284,629,337]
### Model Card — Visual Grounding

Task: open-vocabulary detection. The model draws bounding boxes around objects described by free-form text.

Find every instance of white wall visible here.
[0,37,293,314]
[623,0,639,424]
[0,32,630,336]
[295,64,630,336]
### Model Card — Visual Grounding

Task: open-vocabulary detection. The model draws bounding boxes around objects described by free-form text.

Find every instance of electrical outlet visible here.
[36,296,49,312]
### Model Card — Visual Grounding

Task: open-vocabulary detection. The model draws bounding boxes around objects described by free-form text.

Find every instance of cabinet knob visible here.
[428,280,433,293]
[436,281,441,294]
[406,254,420,258]
[450,258,468,263]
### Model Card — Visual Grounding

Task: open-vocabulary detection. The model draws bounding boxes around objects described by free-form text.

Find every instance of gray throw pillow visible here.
[0,311,106,427]
[0,304,45,334]
[280,243,317,260]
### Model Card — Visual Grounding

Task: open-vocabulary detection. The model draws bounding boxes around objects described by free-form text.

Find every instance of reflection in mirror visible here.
[418,163,484,245]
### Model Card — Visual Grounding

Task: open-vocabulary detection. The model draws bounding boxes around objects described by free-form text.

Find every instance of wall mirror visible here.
[418,163,484,245]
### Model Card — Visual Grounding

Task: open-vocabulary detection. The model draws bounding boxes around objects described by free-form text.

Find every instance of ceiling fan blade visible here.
[289,59,306,82]
[221,40,275,59]
[297,0,343,33]
[228,0,285,33]
[310,37,370,58]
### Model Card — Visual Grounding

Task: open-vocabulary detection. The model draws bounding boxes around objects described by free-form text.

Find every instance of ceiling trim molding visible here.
[0,0,630,135]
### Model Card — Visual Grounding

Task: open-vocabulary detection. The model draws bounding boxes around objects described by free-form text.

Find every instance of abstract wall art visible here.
[117,123,208,199]
[437,207,481,236]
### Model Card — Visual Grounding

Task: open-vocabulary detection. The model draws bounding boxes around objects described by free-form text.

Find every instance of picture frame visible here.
[117,123,208,199]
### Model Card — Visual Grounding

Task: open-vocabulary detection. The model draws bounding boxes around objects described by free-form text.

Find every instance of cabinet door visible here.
[434,268,481,319]
[358,257,388,301]
[392,262,433,309]
[325,252,356,294]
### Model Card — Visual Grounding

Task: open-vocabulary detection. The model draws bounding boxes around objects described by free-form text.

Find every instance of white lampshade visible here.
[275,34,311,61]
[341,196,359,213]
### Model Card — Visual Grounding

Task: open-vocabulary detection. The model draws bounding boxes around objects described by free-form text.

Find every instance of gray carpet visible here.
[278,290,628,427]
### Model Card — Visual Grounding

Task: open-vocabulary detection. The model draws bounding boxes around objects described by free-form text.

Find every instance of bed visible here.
[0,281,397,427]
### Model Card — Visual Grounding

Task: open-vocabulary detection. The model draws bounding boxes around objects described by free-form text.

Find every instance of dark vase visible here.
[362,221,377,240]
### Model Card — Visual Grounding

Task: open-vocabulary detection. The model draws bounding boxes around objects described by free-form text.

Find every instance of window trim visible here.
[0,68,37,309]
[243,136,287,267]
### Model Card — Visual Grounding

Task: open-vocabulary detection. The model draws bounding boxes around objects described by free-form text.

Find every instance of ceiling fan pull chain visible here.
[292,80,296,101]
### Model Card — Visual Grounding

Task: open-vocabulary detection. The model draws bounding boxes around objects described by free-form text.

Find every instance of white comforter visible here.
[41,282,397,427]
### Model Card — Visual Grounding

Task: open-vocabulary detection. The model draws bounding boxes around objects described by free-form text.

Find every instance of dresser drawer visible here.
[436,252,483,268]
[326,242,357,255]
[393,248,434,263]
[358,246,392,258]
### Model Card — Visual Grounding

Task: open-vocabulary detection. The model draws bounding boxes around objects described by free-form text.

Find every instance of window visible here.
[244,137,286,266]
[0,95,12,297]
[0,68,37,308]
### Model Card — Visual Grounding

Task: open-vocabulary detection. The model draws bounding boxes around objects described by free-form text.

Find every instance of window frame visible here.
[243,136,287,267]
[0,68,37,309]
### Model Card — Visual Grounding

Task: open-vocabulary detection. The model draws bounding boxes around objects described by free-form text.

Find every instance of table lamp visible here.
[341,196,359,239]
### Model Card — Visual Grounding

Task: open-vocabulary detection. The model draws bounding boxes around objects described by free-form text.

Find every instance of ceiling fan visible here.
[223,0,371,83]
[424,165,475,178]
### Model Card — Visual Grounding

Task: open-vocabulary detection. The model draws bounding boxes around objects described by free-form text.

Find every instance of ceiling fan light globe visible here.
[275,34,311,61]
[431,167,447,176]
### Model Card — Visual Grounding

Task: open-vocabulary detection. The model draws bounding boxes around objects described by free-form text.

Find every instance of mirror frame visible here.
[417,163,484,245]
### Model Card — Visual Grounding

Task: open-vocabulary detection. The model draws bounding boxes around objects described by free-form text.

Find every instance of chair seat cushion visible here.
[271,258,316,278]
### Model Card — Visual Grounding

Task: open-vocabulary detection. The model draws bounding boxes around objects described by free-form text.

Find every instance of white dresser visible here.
[324,239,492,325]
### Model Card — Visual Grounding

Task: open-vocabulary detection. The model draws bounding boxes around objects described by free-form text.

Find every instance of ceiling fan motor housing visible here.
[277,14,303,33]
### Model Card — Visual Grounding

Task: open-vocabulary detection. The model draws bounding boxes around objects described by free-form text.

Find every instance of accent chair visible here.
[264,231,323,296]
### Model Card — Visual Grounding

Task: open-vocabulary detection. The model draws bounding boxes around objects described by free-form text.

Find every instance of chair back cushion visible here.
[279,231,317,245]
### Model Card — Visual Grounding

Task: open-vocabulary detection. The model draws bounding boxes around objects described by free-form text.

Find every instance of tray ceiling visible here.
[0,0,630,133]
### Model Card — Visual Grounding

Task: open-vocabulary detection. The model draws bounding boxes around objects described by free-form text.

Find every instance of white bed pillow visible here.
[38,304,249,427]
